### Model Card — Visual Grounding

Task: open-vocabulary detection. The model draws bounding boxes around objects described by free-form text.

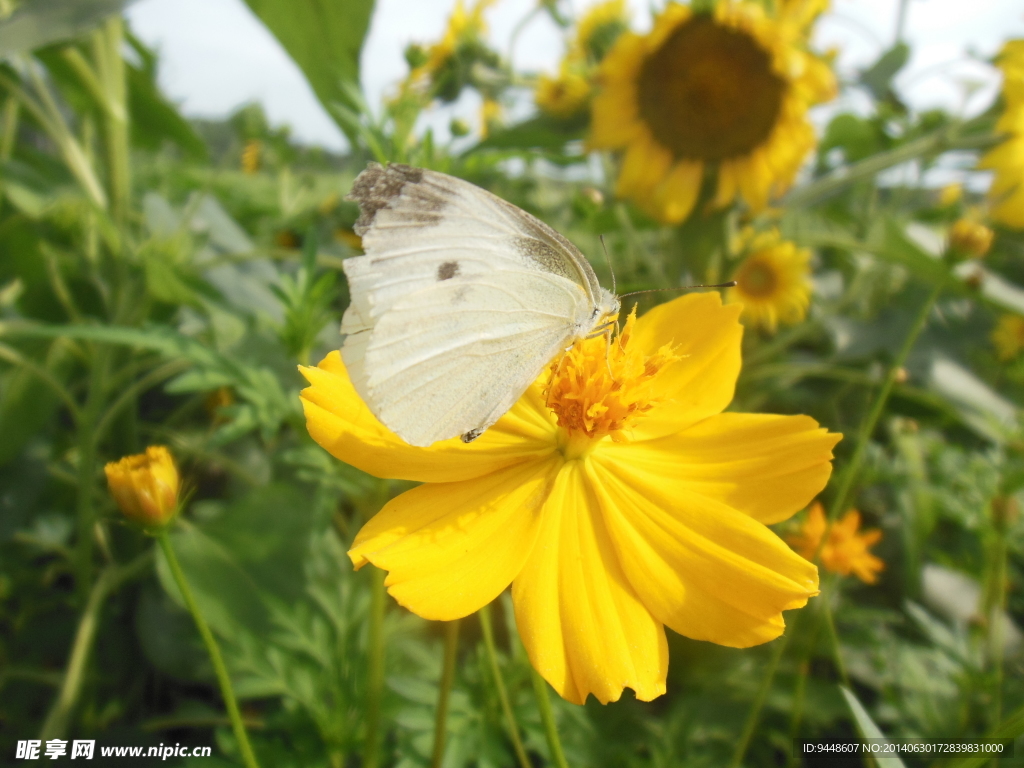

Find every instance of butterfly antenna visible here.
[618,281,736,299]
[599,234,616,294]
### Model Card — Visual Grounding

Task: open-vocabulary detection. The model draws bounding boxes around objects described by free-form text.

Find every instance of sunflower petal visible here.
[652,160,704,224]
[588,452,819,647]
[348,457,560,620]
[626,293,743,440]
[603,412,840,524]
[300,351,553,483]
[512,461,668,705]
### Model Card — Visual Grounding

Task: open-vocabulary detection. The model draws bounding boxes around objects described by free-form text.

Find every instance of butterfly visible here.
[341,163,619,447]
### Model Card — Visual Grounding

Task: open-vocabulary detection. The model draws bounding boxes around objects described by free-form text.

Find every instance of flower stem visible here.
[531,667,570,768]
[827,283,941,523]
[38,553,151,739]
[363,566,386,768]
[479,603,531,768]
[431,619,461,768]
[821,580,849,688]
[157,531,260,768]
[729,634,789,768]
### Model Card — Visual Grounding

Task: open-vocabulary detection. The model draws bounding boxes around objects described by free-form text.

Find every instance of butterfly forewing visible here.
[341,163,607,446]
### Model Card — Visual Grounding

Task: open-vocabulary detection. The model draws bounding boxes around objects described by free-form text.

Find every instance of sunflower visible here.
[992,314,1024,361]
[301,293,840,704]
[727,228,812,331]
[574,0,630,63]
[789,502,884,585]
[979,40,1024,229]
[590,1,835,224]
[407,0,499,103]
[949,216,994,259]
[535,64,591,119]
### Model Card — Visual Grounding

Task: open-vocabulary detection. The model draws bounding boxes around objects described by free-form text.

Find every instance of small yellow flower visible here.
[104,446,180,529]
[992,314,1024,360]
[480,97,502,138]
[727,229,812,331]
[240,139,261,174]
[574,0,629,63]
[418,0,496,81]
[949,217,994,259]
[590,0,835,224]
[301,293,840,704]
[535,66,591,119]
[938,182,963,208]
[789,502,884,584]
[979,40,1024,229]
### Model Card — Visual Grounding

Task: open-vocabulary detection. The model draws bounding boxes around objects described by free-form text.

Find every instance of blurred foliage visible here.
[0,0,1023,766]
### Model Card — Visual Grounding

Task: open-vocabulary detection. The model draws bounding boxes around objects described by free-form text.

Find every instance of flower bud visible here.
[104,446,180,529]
[949,218,994,259]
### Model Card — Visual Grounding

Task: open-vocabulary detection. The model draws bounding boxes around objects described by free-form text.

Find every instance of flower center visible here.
[736,257,778,298]
[636,15,785,162]
[544,309,679,458]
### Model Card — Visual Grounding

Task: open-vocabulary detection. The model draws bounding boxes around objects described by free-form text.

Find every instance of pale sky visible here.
[125,0,1024,152]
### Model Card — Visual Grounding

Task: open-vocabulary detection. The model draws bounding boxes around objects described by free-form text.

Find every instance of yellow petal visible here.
[626,293,743,440]
[588,453,819,647]
[651,160,703,224]
[616,131,673,199]
[300,351,554,483]
[349,456,561,620]
[512,461,668,705]
[603,412,840,524]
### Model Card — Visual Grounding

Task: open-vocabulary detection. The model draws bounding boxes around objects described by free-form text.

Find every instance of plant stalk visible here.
[479,603,531,768]
[431,619,461,768]
[157,531,260,768]
[38,553,151,739]
[729,634,789,768]
[531,667,570,768]
[363,565,387,768]
[827,283,941,524]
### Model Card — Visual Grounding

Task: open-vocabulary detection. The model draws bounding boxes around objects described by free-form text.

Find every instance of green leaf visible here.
[839,687,908,768]
[239,0,376,147]
[946,706,1024,768]
[860,42,910,103]
[0,0,132,56]
[126,53,207,161]
[156,525,272,639]
[469,113,588,153]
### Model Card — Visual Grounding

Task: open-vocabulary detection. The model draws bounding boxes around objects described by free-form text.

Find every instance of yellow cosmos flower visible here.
[979,40,1024,229]
[590,1,836,224]
[240,139,261,175]
[727,228,812,331]
[789,502,884,585]
[992,314,1024,360]
[574,0,630,63]
[104,446,180,529]
[300,293,840,704]
[535,65,591,119]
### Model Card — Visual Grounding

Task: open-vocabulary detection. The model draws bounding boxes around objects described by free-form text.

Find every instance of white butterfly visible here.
[341,163,619,447]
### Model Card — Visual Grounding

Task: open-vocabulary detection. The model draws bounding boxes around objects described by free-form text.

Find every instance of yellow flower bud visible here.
[949,218,994,259]
[104,446,180,528]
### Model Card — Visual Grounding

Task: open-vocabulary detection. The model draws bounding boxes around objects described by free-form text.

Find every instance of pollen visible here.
[545,307,679,453]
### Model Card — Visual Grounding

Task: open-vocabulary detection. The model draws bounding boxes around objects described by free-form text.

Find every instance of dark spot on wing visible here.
[348,163,446,234]
[437,261,460,281]
[512,236,577,282]
[461,428,484,443]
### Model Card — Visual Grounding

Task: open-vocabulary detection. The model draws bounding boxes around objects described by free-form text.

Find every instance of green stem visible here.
[431,619,461,768]
[479,603,531,768]
[157,531,260,768]
[363,566,386,768]
[729,635,789,768]
[39,552,152,739]
[94,18,130,224]
[827,283,941,524]
[783,127,998,210]
[821,580,849,688]
[1,95,18,159]
[531,667,570,768]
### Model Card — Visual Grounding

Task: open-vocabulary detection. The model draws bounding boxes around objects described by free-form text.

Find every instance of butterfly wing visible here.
[342,163,601,446]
